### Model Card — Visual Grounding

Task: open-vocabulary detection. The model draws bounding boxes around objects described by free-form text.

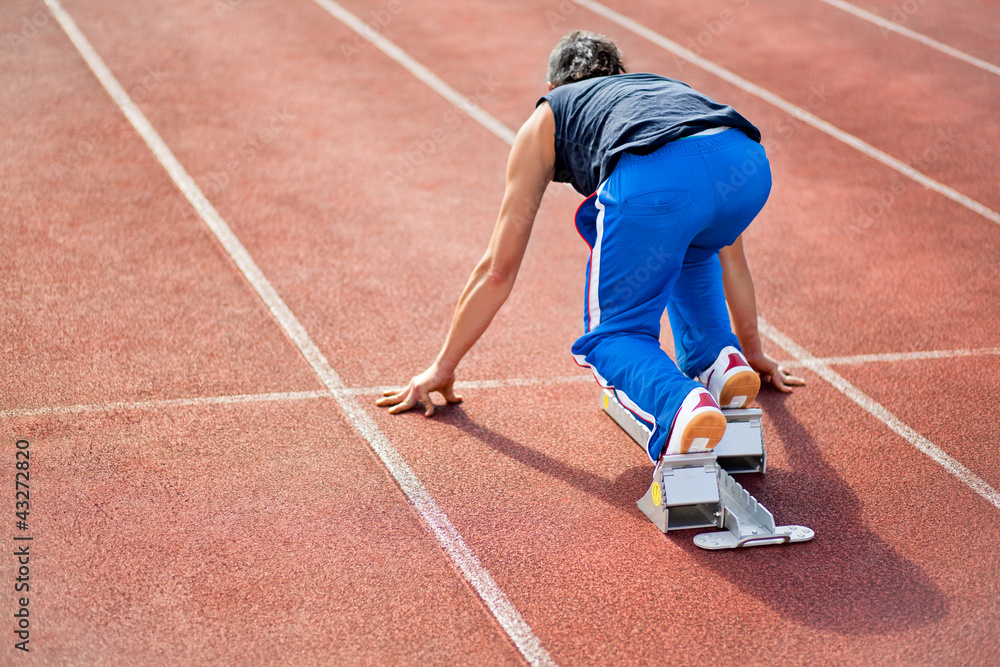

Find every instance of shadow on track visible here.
[437,406,649,520]
[675,391,949,635]
[438,390,948,635]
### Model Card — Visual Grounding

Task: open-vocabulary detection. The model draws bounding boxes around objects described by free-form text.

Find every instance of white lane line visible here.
[299,0,1000,514]
[9,347,999,420]
[760,319,1000,511]
[0,376,594,420]
[344,374,594,398]
[0,390,331,420]
[457,373,591,390]
[817,0,1000,78]
[783,346,1000,369]
[573,0,1000,229]
[309,0,515,145]
[42,3,554,666]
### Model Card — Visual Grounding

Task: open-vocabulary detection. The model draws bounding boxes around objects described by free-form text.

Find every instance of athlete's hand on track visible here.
[376,364,463,417]
[746,352,805,393]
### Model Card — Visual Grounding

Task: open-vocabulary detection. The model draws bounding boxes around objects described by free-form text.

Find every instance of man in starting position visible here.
[377,31,804,461]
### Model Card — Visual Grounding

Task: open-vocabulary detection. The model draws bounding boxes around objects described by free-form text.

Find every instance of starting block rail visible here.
[601,389,814,550]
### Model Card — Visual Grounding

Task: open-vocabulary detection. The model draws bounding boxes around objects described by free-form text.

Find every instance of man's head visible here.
[546,30,626,89]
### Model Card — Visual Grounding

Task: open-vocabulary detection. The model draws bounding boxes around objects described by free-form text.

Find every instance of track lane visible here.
[324,0,1000,357]
[0,3,321,410]
[290,1,1000,658]
[2,0,542,661]
[367,376,1000,664]
[835,355,1000,492]
[837,0,1000,66]
[56,0,588,392]
[45,0,556,662]
[11,0,1000,663]
[815,0,1000,77]
[2,403,523,664]
[592,0,1000,213]
[324,0,1000,489]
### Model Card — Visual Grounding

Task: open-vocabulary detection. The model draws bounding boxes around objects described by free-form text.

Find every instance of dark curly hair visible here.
[546,30,626,88]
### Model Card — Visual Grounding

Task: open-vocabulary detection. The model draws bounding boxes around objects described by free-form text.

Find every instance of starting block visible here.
[601,389,814,550]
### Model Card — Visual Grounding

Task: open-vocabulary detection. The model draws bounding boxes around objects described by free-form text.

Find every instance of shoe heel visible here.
[679,409,728,454]
[719,369,761,409]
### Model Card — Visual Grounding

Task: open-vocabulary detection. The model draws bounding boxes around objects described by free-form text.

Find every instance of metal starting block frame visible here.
[600,389,814,550]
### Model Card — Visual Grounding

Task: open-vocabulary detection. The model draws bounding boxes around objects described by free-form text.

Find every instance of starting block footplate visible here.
[601,389,814,550]
[600,389,765,474]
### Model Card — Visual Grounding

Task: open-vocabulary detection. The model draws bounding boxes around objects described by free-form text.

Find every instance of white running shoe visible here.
[698,346,761,409]
[663,387,727,456]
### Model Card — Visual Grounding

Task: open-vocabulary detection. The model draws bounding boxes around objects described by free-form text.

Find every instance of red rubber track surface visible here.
[2,0,999,664]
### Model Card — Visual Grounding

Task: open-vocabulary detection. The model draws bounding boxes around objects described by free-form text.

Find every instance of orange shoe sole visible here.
[719,369,761,409]
[678,410,728,454]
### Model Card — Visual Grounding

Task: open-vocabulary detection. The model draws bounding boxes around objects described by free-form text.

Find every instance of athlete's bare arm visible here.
[719,235,805,392]
[377,103,557,415]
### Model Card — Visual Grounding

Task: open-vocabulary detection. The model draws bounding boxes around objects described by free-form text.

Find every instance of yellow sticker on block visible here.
[651,482,662,507]
[602,393,610,410]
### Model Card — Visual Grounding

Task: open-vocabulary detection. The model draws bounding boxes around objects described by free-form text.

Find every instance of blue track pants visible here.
[572,129,772,460]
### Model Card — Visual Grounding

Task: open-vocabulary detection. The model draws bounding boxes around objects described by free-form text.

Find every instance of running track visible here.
[2,0,999,664]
